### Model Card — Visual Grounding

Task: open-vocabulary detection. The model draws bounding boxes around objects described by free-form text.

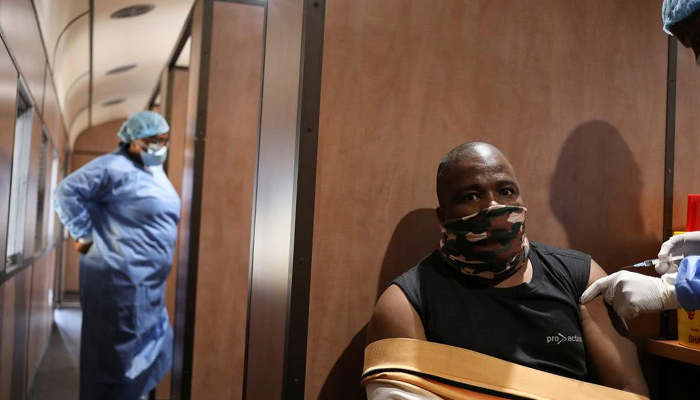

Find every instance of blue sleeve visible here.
[53,157,112,240]
[676,256,700,311]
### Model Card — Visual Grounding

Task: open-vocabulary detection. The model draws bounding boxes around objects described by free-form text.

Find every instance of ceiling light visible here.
[106,64,138,75]
[103,98,126,107]
[110,4,155,19]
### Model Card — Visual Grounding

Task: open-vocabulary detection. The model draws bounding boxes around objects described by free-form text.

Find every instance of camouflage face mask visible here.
[439,205,529,280]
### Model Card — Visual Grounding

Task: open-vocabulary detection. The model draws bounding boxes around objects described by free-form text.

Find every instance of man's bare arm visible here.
[579,260,649,397]
[364,287,428,400]
[366,285,426,345]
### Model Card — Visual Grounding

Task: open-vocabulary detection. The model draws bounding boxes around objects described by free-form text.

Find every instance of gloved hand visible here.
[580,270,679,319]
[657,231,700,274]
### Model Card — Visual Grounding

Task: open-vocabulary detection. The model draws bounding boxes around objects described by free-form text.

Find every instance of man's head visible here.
[436,142,524,223]
[663,0,700,61]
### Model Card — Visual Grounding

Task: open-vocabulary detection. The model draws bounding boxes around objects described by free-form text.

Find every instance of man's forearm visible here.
[579,300,649,397]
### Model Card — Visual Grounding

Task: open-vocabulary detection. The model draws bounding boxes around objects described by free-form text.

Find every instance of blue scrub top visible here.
[677,255,700,311]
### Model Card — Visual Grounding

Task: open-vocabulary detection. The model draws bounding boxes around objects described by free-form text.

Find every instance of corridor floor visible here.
[28,308,81,400]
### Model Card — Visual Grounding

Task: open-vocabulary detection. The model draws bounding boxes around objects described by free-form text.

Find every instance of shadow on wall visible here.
[550,120,660,272]
[549,120,662,390]
[318,208,441,399]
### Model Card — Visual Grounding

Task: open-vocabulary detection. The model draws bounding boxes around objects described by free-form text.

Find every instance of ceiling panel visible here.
[88,0,194,145]
[52,15,90,127]
[33,0,89,64]
[33,0,195,146]
[64,75,90,135]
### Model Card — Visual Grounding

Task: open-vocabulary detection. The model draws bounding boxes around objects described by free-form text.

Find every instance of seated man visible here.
[366,142,648,397]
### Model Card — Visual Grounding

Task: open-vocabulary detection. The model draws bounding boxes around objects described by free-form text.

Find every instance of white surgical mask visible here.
[140,146,168,167]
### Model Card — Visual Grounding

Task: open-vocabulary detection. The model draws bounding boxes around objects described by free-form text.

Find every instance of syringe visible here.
[623,254,684,269]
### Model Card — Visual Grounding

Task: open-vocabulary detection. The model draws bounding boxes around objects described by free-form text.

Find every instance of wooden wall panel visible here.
[166,69,189,198]
[0,277,16,400]
[156,67,188,399]
[670,43,700,398]
[190,3,263,399]
[27,250,56,388]
[61,238,77,293]
[61,232,79,294]
[305,1,668,398]
[8,267,32,400]
[673,43,700,230]
[73,119,126,154]
[0,41,18,272]
[0,0,46,113]
[172,2,205,394]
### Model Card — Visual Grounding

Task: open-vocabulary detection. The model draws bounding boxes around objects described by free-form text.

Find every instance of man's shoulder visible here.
[392,251,440,286]
[530,241,591,262]
[530,241,591,296]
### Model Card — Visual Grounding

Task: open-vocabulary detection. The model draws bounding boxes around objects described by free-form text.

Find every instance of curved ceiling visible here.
[33,0,194,146]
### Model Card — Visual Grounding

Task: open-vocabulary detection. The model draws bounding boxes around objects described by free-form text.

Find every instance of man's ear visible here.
[436,207,445,223]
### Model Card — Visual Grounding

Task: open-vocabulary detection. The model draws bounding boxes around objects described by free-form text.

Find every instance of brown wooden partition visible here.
[304,0,668,398]
[153,66,189,400]
[666,13,700,399]
[26,250,56,388]
[72,119,124,154]
[0,267,32,400]
[171,1,264,399]
[674,36,700,230]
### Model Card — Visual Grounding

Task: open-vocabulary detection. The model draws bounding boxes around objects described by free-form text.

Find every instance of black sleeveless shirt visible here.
[392,241,590,381]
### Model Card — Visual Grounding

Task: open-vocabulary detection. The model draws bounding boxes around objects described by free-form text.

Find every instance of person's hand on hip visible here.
[74,238,92,254]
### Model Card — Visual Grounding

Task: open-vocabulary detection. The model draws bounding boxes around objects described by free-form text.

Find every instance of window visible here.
[5,87,33,271]
[46,148,59,249]
[34,131,49,252]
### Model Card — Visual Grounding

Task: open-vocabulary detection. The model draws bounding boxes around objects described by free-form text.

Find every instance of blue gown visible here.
[677,255,700,311]
[54,148,180,400]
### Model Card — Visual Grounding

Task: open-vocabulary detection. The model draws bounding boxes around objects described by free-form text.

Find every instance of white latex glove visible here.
[657,231,700,274]
[579,271,679,319]
[366,382,443,400]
